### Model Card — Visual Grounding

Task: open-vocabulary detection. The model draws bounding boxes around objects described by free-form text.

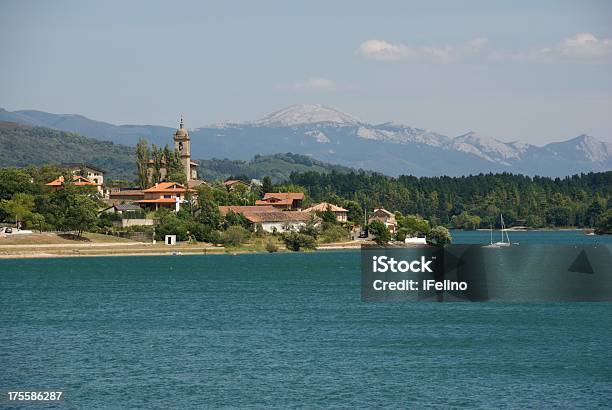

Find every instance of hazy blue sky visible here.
[1,0,611,143]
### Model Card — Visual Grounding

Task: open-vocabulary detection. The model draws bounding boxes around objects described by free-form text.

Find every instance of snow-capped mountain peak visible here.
[451,131,528,163]
[253,104,360,127]
[562,134,612,163]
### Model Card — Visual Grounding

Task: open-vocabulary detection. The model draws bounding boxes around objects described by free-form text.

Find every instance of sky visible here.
[1,0,611,144]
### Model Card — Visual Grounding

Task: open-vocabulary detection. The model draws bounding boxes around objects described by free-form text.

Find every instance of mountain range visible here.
[0,121,350,181]
[1,105,610,177]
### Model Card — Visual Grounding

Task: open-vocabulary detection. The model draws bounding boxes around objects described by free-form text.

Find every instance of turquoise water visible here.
[451,229,612,245]
[1,233,612,408]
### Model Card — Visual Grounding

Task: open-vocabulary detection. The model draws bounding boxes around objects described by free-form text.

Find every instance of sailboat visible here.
[486,214,518,247]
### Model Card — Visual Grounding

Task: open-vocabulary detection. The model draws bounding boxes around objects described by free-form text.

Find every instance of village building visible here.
[223,179,250,192]
[45,175,102,194]
[108,187,145,203]
[187,179,210,189]
[368,208,397,233]
[102,203,143,214]
[255,192,304,210]
[147,116,199,182]
[219,205,313,233]
[303,202,348,222]
[62,163,105,186]
[134,182,194,212]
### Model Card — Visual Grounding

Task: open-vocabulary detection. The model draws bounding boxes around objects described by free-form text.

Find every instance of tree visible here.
[526,214,544,228]
[135,138,150,189]
[165,170,187,185]
[0,168,36,201]
[167,148,184,175]
[26,212,46,232]
[344,201,362,224]
[63,194,99,237]
[262,176,274,194]
[397,214,430,236]
[426,226,452,246]
[395,227,408,242]
[155,212,188,241]
[319,205,337,225]
[223,210,251,230]
[150,145,163,184]
[299,214,320,239]
[282,232,316,251]
[595,209,612,235]
[586,199,604,227]
[198,198,221,230]
[368,220,390,245]
[451,211,481,230]
[0,193,35,226]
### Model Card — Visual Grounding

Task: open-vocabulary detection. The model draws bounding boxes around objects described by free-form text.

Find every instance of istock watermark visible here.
[361,244,612,302]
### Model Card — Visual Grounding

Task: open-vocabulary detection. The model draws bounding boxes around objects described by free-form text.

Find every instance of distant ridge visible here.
[1,105,610,177]
[0,122,359,182]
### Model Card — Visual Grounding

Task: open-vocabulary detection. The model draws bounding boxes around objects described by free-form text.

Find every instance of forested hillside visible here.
[0,121,136,180]
[197,153,355,182]
[0,122,355,183]
[288,170,612,229]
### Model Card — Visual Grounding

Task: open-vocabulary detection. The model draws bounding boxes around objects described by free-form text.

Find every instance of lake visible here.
[1,231,611,408]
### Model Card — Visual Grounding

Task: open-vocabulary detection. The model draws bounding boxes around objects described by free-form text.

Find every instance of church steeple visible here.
[173,114,192,181]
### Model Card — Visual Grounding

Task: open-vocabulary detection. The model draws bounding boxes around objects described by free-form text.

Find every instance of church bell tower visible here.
[173,115,192,181]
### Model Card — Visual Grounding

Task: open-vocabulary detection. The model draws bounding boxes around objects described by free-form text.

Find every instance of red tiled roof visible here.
[245,211,312,223]
[224,179,248,186]
[255,199,293,206]
[142,182,193,193]
[219,206,276,215]
[45,175,98,187]
[218,206,312,223]
[109,189,144,198]
[303,202,348,213]
[262,192,305,201]
[134,198,178,204]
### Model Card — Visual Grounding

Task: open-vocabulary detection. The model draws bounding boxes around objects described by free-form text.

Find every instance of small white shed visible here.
[164,235,177,245]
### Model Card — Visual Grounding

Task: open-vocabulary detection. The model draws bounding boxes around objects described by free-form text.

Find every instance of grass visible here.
[0,232,136,245]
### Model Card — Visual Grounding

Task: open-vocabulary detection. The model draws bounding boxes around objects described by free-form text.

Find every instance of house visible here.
[108,203,144,214]
[187,179,210,189]
[368,208,397,233]
[108,187,145,202]
[134,182,194,212]
[303,202,348,222]
[62,163,105,186]
[223,179,250,192]
[219,205,313,233]
[45,175,102,193]
[255,192,305,210]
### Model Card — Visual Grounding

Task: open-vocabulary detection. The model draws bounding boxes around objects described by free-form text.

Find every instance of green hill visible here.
[0,122,355,183]
[196,153,355,182]
[0,121,136,180]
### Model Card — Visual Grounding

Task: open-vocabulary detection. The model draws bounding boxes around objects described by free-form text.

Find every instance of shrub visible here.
[221,225,250,247]
[205,230,223,245]
[265,239,278,253]
[426,226,452,246]
[395,227,408,242]
[320,224,348,243]
[368,220,390,245]
[282,232,316,251]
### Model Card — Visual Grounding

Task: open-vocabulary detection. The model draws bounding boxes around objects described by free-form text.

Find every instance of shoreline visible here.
[1,230,608,260]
